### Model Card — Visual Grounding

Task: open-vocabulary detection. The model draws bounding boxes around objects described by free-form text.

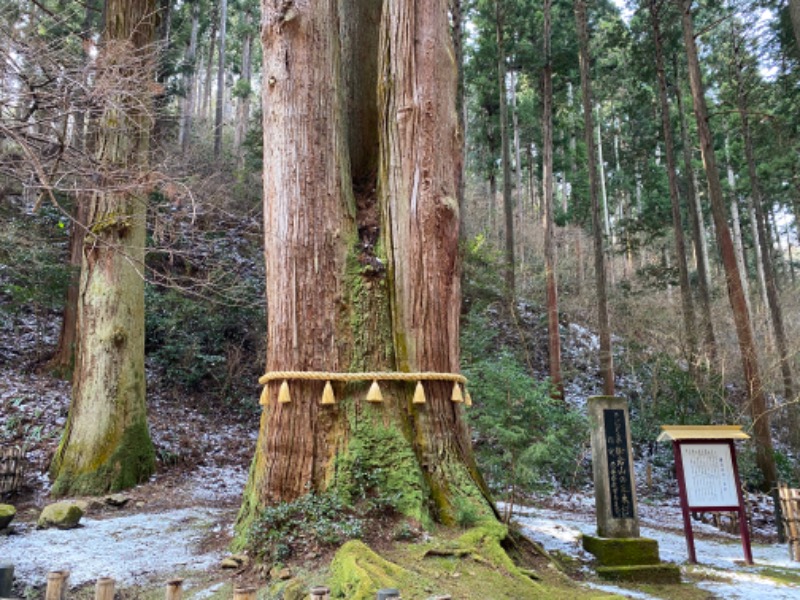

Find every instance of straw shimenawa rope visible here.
[257,371,472,407]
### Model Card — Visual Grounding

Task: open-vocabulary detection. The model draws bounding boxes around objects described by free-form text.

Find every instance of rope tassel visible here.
[465,389,473,407]
[321,381,336,405]
[451,382,464,403]
[413,381,426,404]
[278,380,291,404]
[259,385,270,406]
[366,380,383,402]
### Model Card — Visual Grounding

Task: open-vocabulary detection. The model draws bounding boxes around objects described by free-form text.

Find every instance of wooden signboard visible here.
[658,426,753,565]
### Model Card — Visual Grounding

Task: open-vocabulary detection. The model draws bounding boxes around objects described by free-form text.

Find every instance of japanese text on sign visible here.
[603,409,634,519]
[680,443,738,508]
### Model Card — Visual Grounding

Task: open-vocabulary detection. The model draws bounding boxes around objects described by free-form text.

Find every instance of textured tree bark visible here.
[50,0,157,496]
[50,200,89,377]
[178,0,200,151]
[791,0,800,52]
[731,23,796,414]
[679,0,777,490]
[575,0,614,395]
[542,0,562,397]
[236,0,493,538]
[213,0,227,157]
[234,9,253,155]
[495,0,516,301]
[674,61,716,360]
[649,0,697,366]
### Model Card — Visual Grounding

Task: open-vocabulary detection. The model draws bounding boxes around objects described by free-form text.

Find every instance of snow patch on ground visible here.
[3,508,226,588]
[511,501,800,600]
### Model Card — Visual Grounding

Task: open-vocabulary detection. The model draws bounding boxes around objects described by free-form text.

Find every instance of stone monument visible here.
[582,396,680,584]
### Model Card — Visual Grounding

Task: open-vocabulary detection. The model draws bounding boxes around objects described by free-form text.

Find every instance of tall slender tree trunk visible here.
[542,0,562,398]
[178,0,200,151]
[50,0,157,496]
[679,0,777,490]
[790,0,800,52]
[213,0,227,157]
[674,60,716,360]
[576,0,614,395]
[51,1,98,375]
[236,0,494,539]
[201,4,218,121]
[649,0,697,364]
[725,138,754,323]
[495,0,515,301]
[234,9,253,155]
[731,24,796,410]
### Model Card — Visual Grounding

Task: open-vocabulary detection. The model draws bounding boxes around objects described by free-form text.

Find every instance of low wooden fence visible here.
[778,482,800,561]
[6,571,446,600]
[0,447,23,496]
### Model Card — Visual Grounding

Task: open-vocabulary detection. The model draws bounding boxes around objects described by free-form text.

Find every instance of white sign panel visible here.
[680,443,738,508]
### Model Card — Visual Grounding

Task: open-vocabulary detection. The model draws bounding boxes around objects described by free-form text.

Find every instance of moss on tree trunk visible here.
[236,0,495,545]
[49,0,156,496]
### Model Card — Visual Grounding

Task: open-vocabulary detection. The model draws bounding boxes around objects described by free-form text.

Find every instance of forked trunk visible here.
[236,0,494,539]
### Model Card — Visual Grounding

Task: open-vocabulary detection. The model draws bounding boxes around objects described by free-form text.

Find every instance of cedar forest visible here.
[2,0,800,597]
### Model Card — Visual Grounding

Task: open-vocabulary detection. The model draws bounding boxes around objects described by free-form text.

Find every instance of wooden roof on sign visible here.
[656,425,750,442]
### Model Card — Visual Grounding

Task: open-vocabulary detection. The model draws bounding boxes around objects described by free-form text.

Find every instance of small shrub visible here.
[247,493,364,562]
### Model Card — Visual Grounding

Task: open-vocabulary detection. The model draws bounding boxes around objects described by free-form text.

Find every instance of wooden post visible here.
[233,587,256,600]
[673,440,697,564]
[94,578,115,600]
[779,482,800,561]
[309,586,330,600]
[46,571,68,600]
[0,564,13,598]
[165,579,183,600]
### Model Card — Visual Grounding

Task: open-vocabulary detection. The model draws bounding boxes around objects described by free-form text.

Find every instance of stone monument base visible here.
[582,535,681,584]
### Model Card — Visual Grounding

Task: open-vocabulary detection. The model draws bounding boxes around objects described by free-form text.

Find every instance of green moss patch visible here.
[596,564,681,585]
[37,502,84,529]
[582,535,661,566]
[0,504,16,529]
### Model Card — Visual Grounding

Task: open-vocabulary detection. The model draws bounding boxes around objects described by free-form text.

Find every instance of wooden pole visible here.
[165,579,183,600]
[45,571,66,600]
[232,587,256,600]
[94,578,115,600]
[309,586,330,600]
[0,564,13,598]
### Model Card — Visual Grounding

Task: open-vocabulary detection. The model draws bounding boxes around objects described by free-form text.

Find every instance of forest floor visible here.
[3,358,800,599]
[3,310,800,599]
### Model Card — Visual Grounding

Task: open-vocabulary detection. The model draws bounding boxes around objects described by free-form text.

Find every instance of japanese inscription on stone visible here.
[680,443,738,508]
[603,409,634,519]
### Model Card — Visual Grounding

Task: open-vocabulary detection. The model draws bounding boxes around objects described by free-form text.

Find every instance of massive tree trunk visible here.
[679,0,777,490]
[575,0,614,395]
[50,0,156,496]
[649,0,697,364]
[236,0,493,539]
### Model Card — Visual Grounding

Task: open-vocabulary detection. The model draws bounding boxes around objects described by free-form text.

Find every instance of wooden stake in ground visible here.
[94,578,114,600]
[165,578,183,600]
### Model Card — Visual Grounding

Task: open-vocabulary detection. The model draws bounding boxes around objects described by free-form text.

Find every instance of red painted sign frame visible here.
[672,438,753,565]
